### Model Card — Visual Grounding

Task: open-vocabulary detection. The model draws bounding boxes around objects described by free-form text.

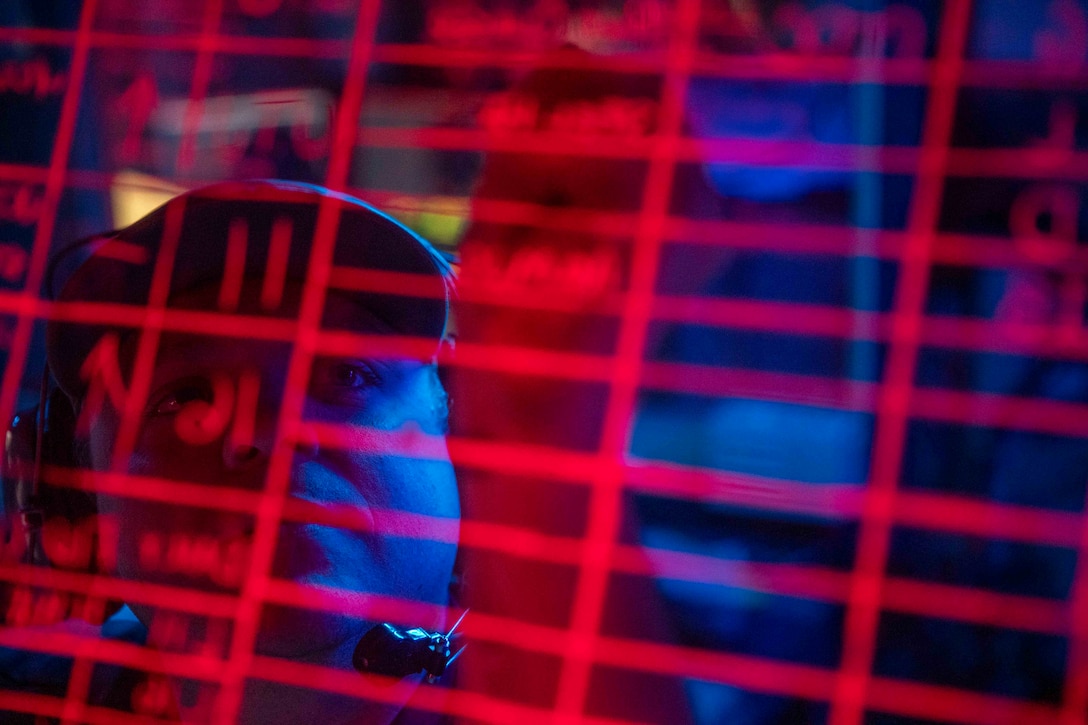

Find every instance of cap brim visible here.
[46,180,452,398]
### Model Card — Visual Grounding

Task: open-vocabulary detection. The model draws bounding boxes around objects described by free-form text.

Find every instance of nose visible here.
[223,442,264,469]
[219,370,320,474]
[221,418,320,472]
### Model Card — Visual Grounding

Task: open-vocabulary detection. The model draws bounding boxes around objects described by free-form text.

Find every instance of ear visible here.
[46,391,124,614]
[426,364,451,435]
[448,548,465,610]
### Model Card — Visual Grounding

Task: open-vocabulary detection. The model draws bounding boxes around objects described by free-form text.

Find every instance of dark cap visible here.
[46,180,453,398]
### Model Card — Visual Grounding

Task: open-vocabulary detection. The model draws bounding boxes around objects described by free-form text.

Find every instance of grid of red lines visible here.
[0,0,1085,724]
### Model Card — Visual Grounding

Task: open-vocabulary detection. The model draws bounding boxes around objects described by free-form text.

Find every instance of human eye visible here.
[146,377,215,416]
[309,358,381,402]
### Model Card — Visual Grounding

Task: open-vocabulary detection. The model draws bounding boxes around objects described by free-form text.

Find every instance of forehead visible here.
[121,279,411,378]
[168,278,394,332]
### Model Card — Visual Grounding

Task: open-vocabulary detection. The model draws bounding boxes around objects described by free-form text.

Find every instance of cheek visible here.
[86,411,118,472]
[342,445,460,519]
[381,462,460,601]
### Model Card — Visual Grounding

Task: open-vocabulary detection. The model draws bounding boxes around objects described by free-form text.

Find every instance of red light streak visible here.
[832,2,973,723]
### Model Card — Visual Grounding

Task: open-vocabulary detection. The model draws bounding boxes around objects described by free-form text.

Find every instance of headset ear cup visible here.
[43,390,122,622]
[40,389,95,522]
[38,389,94,567]
[2,405,40,564]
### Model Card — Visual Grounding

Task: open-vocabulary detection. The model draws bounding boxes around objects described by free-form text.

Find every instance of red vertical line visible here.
[228,369,260,456]
[0,0,99,479]
[176,0,225,172]
[1058,474,1088,725]
[0,3,104,722]
[260,216,293,310]
[552,0,700,721]
[210,1,383,723]
[218,216,248,311]
[0,1,99,718]
[75,201,191,725]
[59,638,98,725]
[107,197,188,476]
[55,184,186,710]
[829,3,973,725]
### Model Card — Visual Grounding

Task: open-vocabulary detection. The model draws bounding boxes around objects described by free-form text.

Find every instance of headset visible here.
[2,368,95,569]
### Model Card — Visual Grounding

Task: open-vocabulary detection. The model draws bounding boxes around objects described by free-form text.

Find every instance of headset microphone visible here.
[352,610,466,682]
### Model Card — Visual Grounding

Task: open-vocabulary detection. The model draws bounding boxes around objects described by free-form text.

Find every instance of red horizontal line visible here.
[867,674,1063,724]
[25,465,1079,636]
[593,634,1063,725]
[0,550,1076,700]
[0,691,166,725]
[2,163,1087,279]
[355,127,926,174]
[0,560,238,619]
[0,692,65,723]
[688,51,932,84]
[247,653,569,725]
[618,543,1068,635]
[11,289,1085,373]
[946,147,1088,181]
[648,296,875,340]
[960,60,1088,90]
[373,42,668,74]
[640,360,879,411]
[40,431,1086,551]
[31,465,1070,635]
[0,162,1079,272]
[0,620,1064,725]
[594,633,834,700]
[0,622,227,682]
[0,563,1072,695]
[624,458,864,517]
[354,124,1088,182]
[880,576,1069,635]
[624,459,1087,549]
[894,490,1083,548]
[640,361,1088,438]
[911,386,1088,438]
[3,22,1088,92]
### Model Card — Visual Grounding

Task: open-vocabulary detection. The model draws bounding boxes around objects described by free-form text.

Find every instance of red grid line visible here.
[865,676,1062,725]
[0,691,169,725]
[1,159,1087,275]
[174,0,224,173]
[1060,474,1088,724]
[37,427,1085,552]
[0,3,100,719]
[0,545,1074,714]
[3,292,1084,388]
[4,19,1088,91]
[0,5,1085,724]
[641,361,1088,440]
[1,502,1071,649]
[3,577,1069,725]
[211,2,383,722]
[355,130,1088,180]
[831,3,973,724]
[552,1,699,718]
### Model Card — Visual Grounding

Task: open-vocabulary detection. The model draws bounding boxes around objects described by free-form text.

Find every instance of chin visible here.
[254,605,364,665]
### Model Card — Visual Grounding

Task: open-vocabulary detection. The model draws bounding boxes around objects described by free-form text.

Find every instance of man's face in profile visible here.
[84,281,460,670]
